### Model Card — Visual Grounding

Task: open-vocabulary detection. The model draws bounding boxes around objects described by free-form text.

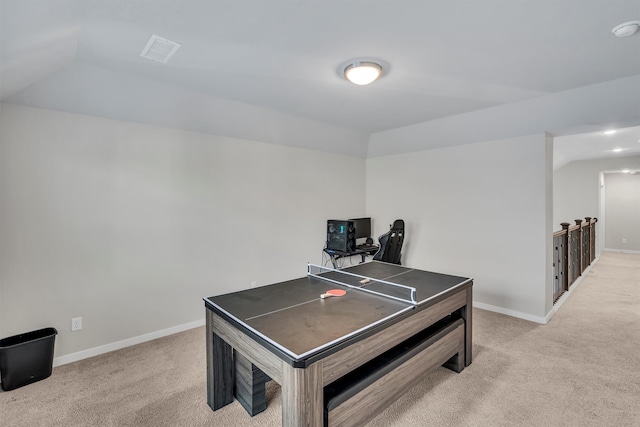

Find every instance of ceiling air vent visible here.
[140,34,182,63]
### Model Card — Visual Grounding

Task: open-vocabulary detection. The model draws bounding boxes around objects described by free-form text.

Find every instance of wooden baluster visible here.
[591,218,597,263]
[584,217,591,265]
[560,223,570,290]
[575,219,584,275]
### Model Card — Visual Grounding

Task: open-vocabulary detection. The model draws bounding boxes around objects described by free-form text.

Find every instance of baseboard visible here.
[545,256,600,323]
[473,249,598,326]
[50,255,607,368]
[472,302,548,325]
[603,248,640,255]
[53,318,205,367]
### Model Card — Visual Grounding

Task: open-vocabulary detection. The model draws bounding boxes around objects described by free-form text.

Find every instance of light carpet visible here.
[1,251,639,426]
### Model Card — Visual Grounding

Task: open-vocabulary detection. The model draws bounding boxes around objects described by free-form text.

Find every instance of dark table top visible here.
[205,261,471,363]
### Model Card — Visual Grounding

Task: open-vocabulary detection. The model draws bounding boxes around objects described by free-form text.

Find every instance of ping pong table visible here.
[204,261,472,427]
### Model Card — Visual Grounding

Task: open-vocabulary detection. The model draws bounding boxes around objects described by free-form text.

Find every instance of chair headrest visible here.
[391,219,404,231]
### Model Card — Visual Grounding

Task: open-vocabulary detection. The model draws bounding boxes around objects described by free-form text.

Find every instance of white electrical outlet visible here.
[622,238,627,244]
[251,281,258,288]
[71,317,82,331]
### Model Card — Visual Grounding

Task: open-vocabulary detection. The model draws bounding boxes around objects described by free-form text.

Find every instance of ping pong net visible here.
[308,263,417,305]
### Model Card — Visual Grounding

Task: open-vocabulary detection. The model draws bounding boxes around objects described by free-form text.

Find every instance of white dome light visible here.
[612,20,640,37]
[344,61,383,85]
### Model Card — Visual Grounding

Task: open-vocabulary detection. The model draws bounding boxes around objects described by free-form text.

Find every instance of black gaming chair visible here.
[373,219,404,265]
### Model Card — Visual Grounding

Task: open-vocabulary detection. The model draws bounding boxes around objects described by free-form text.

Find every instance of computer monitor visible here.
[349,217,371,240]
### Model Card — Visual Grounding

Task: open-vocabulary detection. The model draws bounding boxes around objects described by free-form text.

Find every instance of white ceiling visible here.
[554,125,640,170]
[1,0,640,160]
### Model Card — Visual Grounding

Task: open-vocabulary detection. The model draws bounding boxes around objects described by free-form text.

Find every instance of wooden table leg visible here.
[206,309,234,410]
[234,350,269,416]
[462,286,473,366]
[281,361,323,427]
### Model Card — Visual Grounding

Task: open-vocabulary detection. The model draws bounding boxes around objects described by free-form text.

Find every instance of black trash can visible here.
[0,327,57,391]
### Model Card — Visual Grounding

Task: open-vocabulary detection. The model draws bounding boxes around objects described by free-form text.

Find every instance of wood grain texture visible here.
[282,361,323,427]
[327,324,465,427]
[322,288,467,385]
[205,282,473,425]
[463,286,473,366]
[206,310,234,410]
[210,311,283,383]
[442,329,465,373]
[234,351,268,416]
[206,309,215,408]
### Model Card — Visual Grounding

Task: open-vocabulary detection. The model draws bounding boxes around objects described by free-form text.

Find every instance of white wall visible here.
[553,154,640,254]
[604,173,640,252]
[0,104,366,359]
[553,155,640,227]
[9,101,636,361]
[367,134,551,321]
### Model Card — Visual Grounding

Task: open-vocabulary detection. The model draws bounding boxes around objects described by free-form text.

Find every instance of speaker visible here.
[326,220,356,252]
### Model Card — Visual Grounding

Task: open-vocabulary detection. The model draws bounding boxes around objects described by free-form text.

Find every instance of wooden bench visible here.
[232,316,466,424]
[323,317,465,427]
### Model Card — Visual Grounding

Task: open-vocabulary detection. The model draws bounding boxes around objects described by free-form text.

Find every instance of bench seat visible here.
[324,316,465,427]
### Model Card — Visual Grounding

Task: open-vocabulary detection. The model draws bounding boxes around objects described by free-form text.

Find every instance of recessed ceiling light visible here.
[622,169,630,173]
[603,130,617,135]
[612,148,623,152]
[612,20,640,37]
[344,61,383,85]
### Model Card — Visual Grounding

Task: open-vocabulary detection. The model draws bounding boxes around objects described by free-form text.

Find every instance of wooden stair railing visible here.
[552,217,597,303]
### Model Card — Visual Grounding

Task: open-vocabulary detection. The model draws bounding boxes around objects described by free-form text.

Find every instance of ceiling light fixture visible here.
[612,148,623,152]
[344,61,383,85]
[612,20,640,37]
[603,130,617,135]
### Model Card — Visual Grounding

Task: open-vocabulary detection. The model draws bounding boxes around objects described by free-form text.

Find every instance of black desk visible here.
[323,246,379,268]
